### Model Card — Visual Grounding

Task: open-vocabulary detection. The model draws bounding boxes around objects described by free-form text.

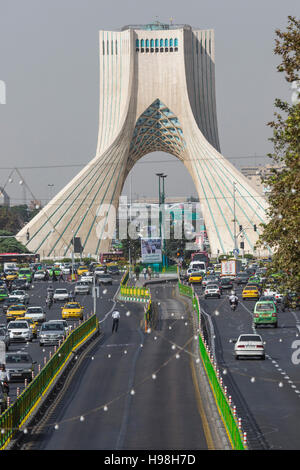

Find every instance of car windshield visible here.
[100,274,111,278]
[256,302,275,312]
[19,270,31,274]
[55,289,68,294]
[8,323,28,329]
[221,278,232,282]
[245,287,257,290]
[6,353,31,363]
[27,307,43,313]
[207,285,218,289]
[239,335,262,342]
[42,324,64,331]
[65,303,79,308]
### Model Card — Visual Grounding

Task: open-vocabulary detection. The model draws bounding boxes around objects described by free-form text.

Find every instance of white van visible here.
[4,262,18,272]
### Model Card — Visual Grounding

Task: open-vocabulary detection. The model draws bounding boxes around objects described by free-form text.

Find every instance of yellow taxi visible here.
[188,272,203,284]
[242,285,260,300]
[77,266,89,276]
[5,271,19,281]
[61,302,84,320]
[6,304,27,320]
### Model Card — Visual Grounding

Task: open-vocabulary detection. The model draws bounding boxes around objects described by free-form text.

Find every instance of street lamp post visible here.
[156,173,167,269]
[233,182,238,259]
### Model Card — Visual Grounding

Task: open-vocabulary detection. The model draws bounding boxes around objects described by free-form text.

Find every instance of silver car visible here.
[24,306,46,323]
[97,274,113,285]
[74,281,91,295]
[53,288,69,302]
[39,321,65,346]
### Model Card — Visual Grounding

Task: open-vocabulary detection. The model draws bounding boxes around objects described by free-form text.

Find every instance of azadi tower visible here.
[17,22,269,258]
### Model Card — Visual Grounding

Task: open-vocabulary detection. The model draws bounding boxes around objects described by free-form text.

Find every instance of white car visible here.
[53,288,69,302]
[9,290,30,304]
[80,272,94,283]
[204,284,221,299]
[33,270,47,280]
[24,306,46,323]
[61,265,72,275]
[7,320,33,342]
[234,334,265,360]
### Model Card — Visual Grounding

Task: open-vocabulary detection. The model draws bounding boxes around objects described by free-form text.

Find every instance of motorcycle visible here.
[229,298,238,311]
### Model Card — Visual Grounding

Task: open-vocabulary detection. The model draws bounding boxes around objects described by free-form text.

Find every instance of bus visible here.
[0,252,40,267]
[99,251,125,264]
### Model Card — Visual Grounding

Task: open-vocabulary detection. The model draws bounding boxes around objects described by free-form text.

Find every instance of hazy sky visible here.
[0,0,298,205]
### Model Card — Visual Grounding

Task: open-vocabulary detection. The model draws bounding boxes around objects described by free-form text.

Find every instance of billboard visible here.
[141,238,162,263]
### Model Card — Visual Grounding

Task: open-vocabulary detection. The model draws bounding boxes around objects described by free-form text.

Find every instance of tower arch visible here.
[17,23,269,258]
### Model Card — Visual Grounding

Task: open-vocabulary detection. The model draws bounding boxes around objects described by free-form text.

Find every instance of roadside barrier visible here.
[119,270,150,304]
[178,274,246,450]
[0,313,99,450]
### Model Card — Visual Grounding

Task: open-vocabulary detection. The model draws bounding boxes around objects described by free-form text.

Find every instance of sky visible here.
[0,0,298,206]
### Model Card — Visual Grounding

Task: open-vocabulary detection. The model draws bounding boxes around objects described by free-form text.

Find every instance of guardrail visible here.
[0,313,99,450]
[119,270,151,303]
[178,275,246,450]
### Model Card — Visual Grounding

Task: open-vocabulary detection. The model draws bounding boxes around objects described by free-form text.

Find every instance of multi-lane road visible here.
[193,282,300,450]
[7,279,221,451]
[4,275,300,451]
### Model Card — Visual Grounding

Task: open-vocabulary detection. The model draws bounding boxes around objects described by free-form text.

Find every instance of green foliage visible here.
[257,16,300,293]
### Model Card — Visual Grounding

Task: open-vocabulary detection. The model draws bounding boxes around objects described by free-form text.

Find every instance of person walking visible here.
[111,310,120,333]
[134,265,140,280]
[142,267,147,280]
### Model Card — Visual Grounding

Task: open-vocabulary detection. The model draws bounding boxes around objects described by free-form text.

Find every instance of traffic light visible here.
[254,225,257,232]
[26,230,30,241]
[240,241,244,249]
[71,237,82,254]
[239,225,243,232]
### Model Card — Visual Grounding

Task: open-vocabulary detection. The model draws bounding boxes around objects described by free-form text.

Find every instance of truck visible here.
[221,259,242,277]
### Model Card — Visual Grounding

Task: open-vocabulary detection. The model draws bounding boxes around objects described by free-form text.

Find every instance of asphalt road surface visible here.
[193,282,300,450]
[19,282,212,451]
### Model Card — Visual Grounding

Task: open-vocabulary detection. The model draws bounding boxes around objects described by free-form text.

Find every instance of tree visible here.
[257,16,300,293]
[0,230,29,253]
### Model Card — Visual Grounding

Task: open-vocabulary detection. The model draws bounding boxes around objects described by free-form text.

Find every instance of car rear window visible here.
[256,302,275,312]
[239,335,262,342]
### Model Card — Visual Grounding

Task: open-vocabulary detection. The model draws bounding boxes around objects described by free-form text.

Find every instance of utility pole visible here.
[233,182,238,259]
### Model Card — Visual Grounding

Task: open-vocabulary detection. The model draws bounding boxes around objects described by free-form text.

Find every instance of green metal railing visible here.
[0,314,99,450]
[178,276,246,450]
[119,270,151,303]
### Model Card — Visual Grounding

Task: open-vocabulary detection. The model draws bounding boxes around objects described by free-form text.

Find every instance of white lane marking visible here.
[240,301,298,395]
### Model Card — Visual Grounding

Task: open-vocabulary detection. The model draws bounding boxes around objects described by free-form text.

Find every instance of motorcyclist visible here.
[46,295,53,309]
